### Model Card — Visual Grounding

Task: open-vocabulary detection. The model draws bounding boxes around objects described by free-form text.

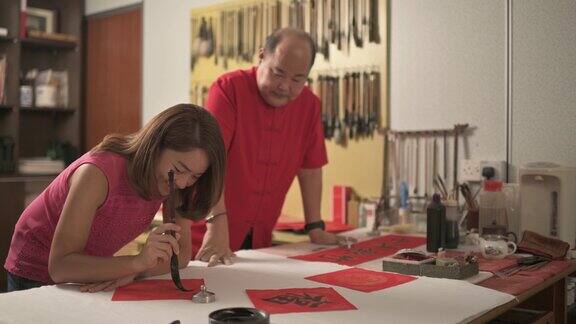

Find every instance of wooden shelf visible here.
[0,35,15,43]
[0,105,13,111]
[20,37,77,50]
[20,107,76,113]
[0,173,56,182]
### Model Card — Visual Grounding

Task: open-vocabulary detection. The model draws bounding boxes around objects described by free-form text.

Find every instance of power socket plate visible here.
[460,159,482,182]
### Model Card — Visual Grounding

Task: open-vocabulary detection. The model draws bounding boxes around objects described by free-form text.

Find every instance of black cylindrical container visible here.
[209,307,270,324]
[427,194,446,252]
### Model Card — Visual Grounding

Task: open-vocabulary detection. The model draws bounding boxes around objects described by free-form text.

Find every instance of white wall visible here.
[390,0,507,185]
[143,0,228,123]
[85,0,141,15]
[511,0,576,176]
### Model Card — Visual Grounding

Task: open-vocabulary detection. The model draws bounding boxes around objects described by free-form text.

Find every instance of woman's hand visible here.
[134,223,181,271]
[79,273,137,293]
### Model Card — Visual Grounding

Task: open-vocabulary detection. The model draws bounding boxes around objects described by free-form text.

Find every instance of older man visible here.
[192,28,353,266]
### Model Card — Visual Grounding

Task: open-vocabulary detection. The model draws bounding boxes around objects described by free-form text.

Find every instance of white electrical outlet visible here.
[479,160,507,181]
[460,159,482,182]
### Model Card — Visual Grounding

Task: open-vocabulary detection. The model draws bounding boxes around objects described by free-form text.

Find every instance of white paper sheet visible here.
[0,250,514,324]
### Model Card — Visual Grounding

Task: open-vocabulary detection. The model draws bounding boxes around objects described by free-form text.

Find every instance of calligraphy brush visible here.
[167,170,191,291]
[459,184,475,212]
[436,174,448,199]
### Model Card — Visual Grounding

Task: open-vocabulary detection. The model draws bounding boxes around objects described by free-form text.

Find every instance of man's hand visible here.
[79,273,137,293]
[308,229,357,246]
[195,227,235,267]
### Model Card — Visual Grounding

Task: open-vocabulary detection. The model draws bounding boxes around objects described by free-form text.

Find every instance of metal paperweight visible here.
[192,285,216,303]
[209,307,270,324]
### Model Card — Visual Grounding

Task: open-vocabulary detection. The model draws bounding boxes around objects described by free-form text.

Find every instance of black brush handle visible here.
[167,170,191,291]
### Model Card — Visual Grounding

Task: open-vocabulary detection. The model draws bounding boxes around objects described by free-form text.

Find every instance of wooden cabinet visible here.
[0,0,84,291]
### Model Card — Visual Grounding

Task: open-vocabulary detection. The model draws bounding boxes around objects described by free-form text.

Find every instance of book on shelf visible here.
[0,27,7,37]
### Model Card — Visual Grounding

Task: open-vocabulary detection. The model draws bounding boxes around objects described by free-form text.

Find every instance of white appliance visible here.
[519,163,576,248]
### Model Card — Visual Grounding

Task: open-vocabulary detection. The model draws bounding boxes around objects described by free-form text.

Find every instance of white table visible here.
[0,231,515,324]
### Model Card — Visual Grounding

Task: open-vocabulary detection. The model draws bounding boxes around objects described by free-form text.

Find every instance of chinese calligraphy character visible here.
[350,247,374,255]
[263,293,331,308]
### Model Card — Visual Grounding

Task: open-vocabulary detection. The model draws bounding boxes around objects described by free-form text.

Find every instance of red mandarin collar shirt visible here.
[191,67,328,253]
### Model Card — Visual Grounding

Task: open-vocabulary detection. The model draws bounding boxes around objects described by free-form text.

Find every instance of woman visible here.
[4,104,225,292]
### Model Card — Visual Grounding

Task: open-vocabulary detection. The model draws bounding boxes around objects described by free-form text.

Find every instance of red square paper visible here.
[291,234,427,266]
[111,279,203,301]
[245,287,357,314]
[306,268,416,292]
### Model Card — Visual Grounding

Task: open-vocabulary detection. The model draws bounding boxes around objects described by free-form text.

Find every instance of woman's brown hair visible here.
[93,104,226,220]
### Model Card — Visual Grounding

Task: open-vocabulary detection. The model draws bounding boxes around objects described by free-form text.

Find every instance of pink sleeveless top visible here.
[4,151,163,283]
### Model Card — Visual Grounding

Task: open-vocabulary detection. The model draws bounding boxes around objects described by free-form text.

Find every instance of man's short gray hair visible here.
[263,28,317,69]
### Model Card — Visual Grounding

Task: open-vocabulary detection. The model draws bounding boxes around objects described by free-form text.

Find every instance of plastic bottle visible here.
[20,73,34,108]
[427,194,446,252]
[478,180,508,235]
[398,181,410,225]
[391,181,413,234]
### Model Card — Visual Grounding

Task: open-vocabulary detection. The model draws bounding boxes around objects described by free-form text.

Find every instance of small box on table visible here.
[382,258,479,280]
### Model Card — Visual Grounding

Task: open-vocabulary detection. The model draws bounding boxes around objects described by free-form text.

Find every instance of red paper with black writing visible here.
[111,279,203,301]
[246,287,357,314]
[290,234,427,266]
[306,268,417,292]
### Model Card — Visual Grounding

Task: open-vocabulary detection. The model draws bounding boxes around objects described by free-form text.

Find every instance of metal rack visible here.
[372,124,470,232]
